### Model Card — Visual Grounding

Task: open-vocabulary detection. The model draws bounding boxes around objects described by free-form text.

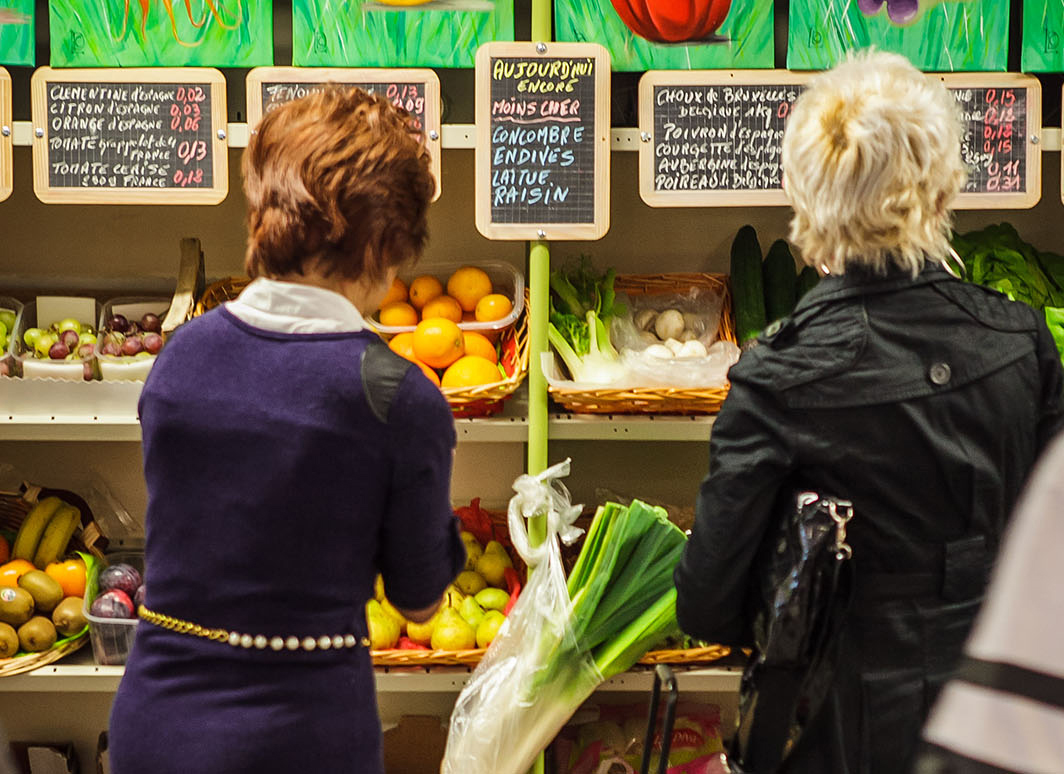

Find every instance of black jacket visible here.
[674,264,1064,774]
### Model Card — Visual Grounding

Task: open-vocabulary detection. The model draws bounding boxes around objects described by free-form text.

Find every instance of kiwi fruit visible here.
[0,622,18,658]
[18,570,64,613]
[52,596,87,637]
[17,616,57,653]
[0,587,34,627]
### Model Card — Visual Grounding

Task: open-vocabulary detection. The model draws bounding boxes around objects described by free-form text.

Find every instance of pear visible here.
[406,609,440,647]
[474,587,510,612]
[476,610,506,648]
[443,585,465,609]
[458,596,486,630]
[461,532,484,571]
[475,541,513,588]
[431,607,476,651]
[455,570,487,596]
[379,597,407,635]
[373,574,385,602]
[365,600,400,650]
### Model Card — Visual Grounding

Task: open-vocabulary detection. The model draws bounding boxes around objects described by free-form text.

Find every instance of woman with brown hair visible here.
[107,88,465,773]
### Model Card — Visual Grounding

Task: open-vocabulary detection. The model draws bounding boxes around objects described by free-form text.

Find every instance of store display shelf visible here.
[0,417,142,442]
[548,413,716,441]
[0,648,742,694]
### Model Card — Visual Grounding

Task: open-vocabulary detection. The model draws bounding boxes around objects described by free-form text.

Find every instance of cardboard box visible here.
[8,742,78,774]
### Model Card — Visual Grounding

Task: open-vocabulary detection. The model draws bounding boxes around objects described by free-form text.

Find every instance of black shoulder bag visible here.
[726,492,856,774]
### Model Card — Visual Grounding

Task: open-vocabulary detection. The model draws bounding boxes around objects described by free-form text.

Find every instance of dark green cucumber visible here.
[730,225,767,343]
[763,239,798,323]
[795,265,821,300]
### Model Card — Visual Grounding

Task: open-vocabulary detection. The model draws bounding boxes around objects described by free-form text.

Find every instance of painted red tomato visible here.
[610,0,733,44]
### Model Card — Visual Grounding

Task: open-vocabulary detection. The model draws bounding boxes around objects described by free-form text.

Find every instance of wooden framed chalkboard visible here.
[245,67,442,202]
[938,74,1041,210]
[475,42,611,241]
[0,68,11,204]
[31,68,228,205]
[638,70,810,208]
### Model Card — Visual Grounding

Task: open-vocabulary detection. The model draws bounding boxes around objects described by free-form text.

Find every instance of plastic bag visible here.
[613,287,725,352]
[442,459,602,774]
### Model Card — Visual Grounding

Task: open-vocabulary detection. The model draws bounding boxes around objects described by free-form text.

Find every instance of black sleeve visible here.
[673,365,796,645]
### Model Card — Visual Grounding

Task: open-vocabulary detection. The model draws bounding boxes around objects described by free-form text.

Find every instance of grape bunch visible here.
[99,313,165,359]
[23,318,98,362]
[857,0,920,24]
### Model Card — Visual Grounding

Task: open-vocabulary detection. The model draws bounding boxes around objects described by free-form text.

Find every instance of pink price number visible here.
[173,168,205,187]
[385,84,425,131]
[177,139,208,167]
[169,85,207,132]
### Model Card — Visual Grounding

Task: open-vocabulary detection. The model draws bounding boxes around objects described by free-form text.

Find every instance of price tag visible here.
[475,42,611,241]
[31,67,228,205]
[245,67,442,201]
[0,67,11,204]
[639,70,809,207]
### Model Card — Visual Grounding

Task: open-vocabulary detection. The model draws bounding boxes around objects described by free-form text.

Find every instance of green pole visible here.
[531,0,551,45]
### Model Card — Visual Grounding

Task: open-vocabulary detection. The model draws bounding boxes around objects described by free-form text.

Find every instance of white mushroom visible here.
[634,309,658,332]
[654,309,685,341]
[678,340,709,359]
[644,344,674,359]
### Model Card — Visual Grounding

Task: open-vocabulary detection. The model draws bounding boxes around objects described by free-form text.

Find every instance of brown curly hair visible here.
[243,87,435,283]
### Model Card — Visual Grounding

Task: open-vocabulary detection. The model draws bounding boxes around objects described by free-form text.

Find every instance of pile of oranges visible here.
[379,266,515,389]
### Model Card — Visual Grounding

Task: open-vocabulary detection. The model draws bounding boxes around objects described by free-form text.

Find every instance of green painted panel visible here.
[0,0,34,66]
[1022,0,1064,72]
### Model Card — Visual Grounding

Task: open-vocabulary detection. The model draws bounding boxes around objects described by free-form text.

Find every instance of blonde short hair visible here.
[782,50,966,276]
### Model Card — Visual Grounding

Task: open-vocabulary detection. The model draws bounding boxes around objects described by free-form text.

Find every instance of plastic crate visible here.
[15,297,102,381]
[83,551,144,666]
[96,297,171,381]
[0,297,23,379]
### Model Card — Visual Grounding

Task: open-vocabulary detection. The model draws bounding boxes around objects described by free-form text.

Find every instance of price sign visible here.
[30,68,228,205]
[245,68,442,201]
[475,42,611,241]
[1,67,10,203]
[940,74,1041,209]
[639,71,809,207]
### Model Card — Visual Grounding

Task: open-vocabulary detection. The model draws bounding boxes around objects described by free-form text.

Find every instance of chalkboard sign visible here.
[639,71,809,207]
[939,74,1041,209]
[30,68,228,205]
[0,67,11,204]
[245,68,442,201]
[475,42,611,241]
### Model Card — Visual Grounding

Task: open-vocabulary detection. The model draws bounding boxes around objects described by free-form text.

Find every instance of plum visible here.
[90,589,135,619]
[142,333,164,355]
[140,313,162,334]
[98,563,142,598]
[108,314,130,334]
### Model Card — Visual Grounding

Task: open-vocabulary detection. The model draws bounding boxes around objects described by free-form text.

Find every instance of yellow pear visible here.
[461,532,484,571]
[406,609,440,647]
[380,597,407,635]
[366,600,400,650]
[458,596,486,629]
[474,587,510,612]
[476,610,506,648]
[374,575,385,602]
[431,607,476,651]
[443,585,465,609]
[475,540,513,588]
[455,570,487,596]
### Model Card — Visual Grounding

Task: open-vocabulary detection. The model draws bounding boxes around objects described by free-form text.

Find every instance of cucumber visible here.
[730,225,767,343]
[763,240,798,324]
[796,265,821,300]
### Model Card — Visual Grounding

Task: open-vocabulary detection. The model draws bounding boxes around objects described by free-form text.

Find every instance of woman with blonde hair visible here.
[674,51,1063,773]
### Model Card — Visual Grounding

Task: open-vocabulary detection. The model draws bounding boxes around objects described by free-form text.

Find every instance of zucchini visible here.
[763,239,798,323]
[730,225,767,343]
[796,265,821,300]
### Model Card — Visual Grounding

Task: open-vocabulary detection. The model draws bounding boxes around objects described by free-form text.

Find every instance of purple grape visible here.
[108,314,129,334]
[134,585,145,610]
[140,313,162,334]
[142,333,164,355]
[83,362,94,381]
[48,341,70,360]
[98,563,142,598]
[121,337,143,356]
[78,343,95,359]
[857,0,920,23]
[0,361,9,377]
[90,589,135,619]
[60,329,80,350]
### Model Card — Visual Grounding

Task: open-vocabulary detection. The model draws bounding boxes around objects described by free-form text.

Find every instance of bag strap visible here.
[360,338,415,424]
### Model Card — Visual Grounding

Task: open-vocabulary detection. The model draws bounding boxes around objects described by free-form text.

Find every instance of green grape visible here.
[23,327,44,348]
[57,318,82,334]
[0,310,14,332]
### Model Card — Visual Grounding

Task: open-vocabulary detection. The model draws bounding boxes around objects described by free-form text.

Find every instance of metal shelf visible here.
[549,413,715,442]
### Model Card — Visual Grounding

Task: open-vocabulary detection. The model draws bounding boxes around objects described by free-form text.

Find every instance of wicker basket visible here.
[0,486,107,678]
[196,278,530,419]
[548,273,737,415]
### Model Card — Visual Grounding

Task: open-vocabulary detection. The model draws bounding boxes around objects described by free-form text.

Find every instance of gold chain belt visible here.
[139,606,371,653]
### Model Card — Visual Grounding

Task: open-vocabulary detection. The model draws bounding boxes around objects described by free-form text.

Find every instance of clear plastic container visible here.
[15,298,101,381]
[0,297,23,379]
[96,297,171,381]
[367,261,525,336]
[84,550,144,666]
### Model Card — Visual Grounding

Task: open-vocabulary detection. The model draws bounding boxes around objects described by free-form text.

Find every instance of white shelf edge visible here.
[549,413,715,442]
[0,419,142,442]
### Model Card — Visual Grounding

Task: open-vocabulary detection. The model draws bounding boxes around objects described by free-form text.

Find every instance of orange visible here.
[474,294,513,323]
[0,559,36,588]
[413,318,465,370]
[0,535,7,565]
[408,275,444,310]
[415,360,441,387]
[420,295,463,324]
[381,277,408,308]
[462,331,498,364]
[447,266,493,313]
[45,558,86,598]
[388,332,417,361]
[379,301,418,328]
[441,356,502,388]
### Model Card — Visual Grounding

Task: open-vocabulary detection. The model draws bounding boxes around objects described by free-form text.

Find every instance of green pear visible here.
[475,540,513,588]
[431,607,476,651]
[455,570,487,596]
[458,596,486,629]
[406,610,440,647]
[474,587,510,612]
[476,610,506,648]
[380,597,407,635]
[366,599,400,650]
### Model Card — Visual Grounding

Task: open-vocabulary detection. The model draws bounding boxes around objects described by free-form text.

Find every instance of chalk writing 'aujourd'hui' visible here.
[492,58,593,94]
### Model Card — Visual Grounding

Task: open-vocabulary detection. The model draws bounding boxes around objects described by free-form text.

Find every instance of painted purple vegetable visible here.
[857,0,921,24]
